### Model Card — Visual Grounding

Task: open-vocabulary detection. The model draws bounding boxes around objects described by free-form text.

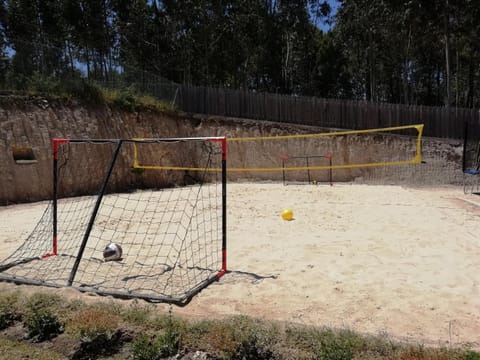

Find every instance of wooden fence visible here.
[177,85,480,139]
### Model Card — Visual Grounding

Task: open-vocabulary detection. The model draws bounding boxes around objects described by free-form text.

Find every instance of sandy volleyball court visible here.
[1,183,479,348]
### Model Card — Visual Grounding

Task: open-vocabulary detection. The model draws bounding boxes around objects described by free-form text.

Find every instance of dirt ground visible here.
[0,183,479,349]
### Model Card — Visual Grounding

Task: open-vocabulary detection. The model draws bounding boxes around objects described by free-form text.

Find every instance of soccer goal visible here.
[0,137,227,306]
[463,120,480,195]
[280,154,333,186]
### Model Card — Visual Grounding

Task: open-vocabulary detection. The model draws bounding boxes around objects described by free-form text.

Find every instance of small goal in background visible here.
[280,154,333,186]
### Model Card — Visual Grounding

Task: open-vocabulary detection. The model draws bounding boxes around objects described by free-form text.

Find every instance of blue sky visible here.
[312,0,340,31]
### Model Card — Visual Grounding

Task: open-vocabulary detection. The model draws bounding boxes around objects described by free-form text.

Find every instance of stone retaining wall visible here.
[0,96,465,204]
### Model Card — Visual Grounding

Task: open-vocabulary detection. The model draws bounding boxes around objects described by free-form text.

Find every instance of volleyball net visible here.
[134,124,424,184]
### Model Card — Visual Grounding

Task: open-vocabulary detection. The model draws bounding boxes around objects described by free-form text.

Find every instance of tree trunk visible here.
[403,26,412,104]
[467,54,475,108]
[66,41,75,77]
[455,47,459,107]
[444,0,451,107]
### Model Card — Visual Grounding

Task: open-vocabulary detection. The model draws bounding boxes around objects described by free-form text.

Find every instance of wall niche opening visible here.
[12,145,37,164]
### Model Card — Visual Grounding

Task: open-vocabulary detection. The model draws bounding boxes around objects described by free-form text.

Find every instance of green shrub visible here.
[131,335,160,360]
[101,86,145,111]
[135,94,173,111]
[0,293,21,330]
[229,316,276,360]
[68,307,121,356]
[156,325,181,357]
[62,79,104,104]
[0,311,17,330]
[24,308,63,342]
[79,330,122,356]
[113,87,139,111]
[26,73,60,94]
[232,336,274,360]
[131,328,180,360]
[184,316,278,358]
[22,293,64,342]
[315,329,357,360]
[101,86,173,112]
[466,350,480,360]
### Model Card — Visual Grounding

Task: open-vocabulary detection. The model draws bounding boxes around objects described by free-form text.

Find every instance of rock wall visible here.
[0,96,465,204]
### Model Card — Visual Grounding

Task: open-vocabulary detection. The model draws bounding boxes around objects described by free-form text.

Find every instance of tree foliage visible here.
[0,0,480,107]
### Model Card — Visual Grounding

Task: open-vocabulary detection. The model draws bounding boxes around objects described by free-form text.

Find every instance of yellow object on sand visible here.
[281,209,294,221]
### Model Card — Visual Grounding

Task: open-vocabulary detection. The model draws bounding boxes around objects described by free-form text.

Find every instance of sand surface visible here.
[1,183,479,348]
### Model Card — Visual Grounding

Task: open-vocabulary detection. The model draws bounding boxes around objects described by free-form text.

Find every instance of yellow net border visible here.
[133,124,424,172]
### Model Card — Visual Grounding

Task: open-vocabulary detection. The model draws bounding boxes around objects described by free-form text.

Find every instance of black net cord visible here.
[68,140,123,286]
[221,151,227,276]
[463,120,468,173]
[52,141,59,257]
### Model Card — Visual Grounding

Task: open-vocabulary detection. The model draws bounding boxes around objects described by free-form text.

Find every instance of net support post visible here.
[280,155,288,186]
[463,120,468,173]
[326,154,333,186]
[67,140,123,286]
[413,124,424,164]
[211,137,227,278]
[221,139,227,276]
[306,156,311,184]
[43,138,70,259]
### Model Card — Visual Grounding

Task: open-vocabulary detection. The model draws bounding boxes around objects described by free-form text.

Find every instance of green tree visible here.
[64,0,116,80]
[5,0,75,85]
[0,0,8,85]
[307,30,352,98]
[4,0,40,85]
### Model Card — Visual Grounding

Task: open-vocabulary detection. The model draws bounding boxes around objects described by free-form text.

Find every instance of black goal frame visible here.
[0,137,227,306]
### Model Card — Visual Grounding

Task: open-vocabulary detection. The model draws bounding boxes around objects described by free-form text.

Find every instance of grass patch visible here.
[0,338,64,360]
[183,316,278,358]
[121,301,154,325]
[283,325,476,360]
[24,292,63,311]
[0,291,478,359]
[102,86,173,112]
[3,75,174,111]
[67,305,123,357]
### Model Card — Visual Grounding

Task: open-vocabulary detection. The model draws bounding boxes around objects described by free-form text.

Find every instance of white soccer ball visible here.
[103,242,123,261]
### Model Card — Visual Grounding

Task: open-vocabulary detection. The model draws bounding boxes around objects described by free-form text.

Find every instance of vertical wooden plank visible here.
[172,84,478,140]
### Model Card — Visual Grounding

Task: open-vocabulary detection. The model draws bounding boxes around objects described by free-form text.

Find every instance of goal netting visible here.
[280,154,333,186]
[0,137,227,306]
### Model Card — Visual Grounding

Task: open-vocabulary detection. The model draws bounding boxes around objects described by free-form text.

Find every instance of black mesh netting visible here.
[0,138,225,305]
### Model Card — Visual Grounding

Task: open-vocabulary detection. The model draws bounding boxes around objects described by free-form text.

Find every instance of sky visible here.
[315,0,341,31]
